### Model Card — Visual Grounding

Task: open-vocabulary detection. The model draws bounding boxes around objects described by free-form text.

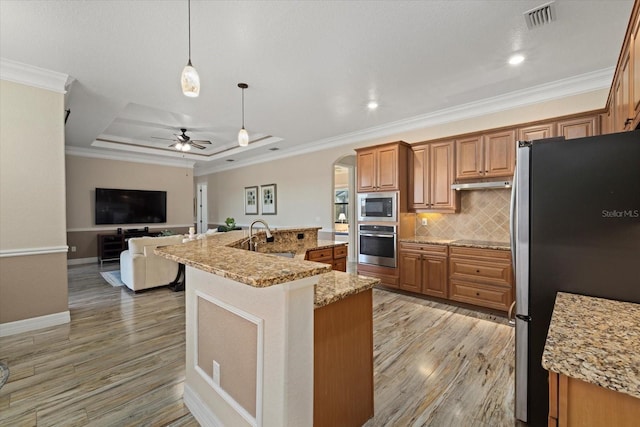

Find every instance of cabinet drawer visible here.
[449,258,512,287]
[333,245,348,259]
[449,280,512,312]
[399,242,447,256]
[307,248,333,262]
[332,258,347,272]
[449,246,511,261]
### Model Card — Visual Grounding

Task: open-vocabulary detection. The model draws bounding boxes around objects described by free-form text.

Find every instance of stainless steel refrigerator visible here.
[510,130,640,426]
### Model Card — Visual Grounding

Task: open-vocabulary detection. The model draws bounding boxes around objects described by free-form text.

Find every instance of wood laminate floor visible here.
[1,263,519,426]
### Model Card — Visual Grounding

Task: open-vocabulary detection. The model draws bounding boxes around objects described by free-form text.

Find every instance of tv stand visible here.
[98,230,156,266]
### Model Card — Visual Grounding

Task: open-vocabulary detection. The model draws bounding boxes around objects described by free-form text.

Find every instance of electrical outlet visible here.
[213,360,220,386]
[421,218,428,226]
[71,246,77,252]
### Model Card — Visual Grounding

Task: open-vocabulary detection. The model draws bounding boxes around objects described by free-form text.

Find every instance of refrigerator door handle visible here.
[510,168,517,275]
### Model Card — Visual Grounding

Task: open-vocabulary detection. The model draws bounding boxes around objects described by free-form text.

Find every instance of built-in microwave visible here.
[357,192,397,222]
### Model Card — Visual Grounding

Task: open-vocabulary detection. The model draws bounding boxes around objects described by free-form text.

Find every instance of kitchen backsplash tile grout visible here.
[415,189,511,241]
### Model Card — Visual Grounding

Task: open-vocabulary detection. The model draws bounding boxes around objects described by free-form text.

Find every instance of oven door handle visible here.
[359,233,395,238]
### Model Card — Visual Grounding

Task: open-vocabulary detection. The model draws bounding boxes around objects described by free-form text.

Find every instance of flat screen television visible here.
[95,188,167,225]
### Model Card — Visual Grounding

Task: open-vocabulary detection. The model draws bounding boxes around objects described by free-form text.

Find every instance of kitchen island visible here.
[542,292,640,426]
[156,228,377,427]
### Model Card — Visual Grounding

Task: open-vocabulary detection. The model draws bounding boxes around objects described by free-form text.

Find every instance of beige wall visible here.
[201,89,608,231]
[0,79,68,323]
[65,156,195,259]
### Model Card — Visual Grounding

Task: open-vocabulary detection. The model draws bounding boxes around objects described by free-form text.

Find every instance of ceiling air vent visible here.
[524,1,556,29]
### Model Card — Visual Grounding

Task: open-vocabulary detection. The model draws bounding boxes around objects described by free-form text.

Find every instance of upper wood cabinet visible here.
[604,0,640,132]
[356,142,409,193]
[557,116,599,139]
[410,140,459,213]
[518,123,556,141]
[455,130,516,180]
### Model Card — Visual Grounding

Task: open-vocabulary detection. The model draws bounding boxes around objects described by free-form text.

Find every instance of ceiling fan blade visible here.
[191,142,207,150]
[151,136,176,141]
[191,139,212,144]
[168,142,179,148]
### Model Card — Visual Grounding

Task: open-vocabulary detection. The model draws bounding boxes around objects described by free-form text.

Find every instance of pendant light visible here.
[237,83,249,147]
[181,0,200,97]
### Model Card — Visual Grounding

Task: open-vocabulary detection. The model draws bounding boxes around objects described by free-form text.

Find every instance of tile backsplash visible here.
[415,189,511,242]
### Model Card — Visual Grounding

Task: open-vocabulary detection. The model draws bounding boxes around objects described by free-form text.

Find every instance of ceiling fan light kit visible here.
[181,0,200,97]
[238,83,249,147]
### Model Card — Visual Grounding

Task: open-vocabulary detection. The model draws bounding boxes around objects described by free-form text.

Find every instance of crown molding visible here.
[196,67,612,176]
[66,146,196,169]
[0,57,70,94]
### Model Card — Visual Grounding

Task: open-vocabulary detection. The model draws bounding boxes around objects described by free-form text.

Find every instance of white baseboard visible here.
[0,311,70,337]
[67,257,98,266]
[184,384,223,427]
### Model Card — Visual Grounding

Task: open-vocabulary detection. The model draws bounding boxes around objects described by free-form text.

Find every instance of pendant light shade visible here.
[237,83,249,147]
[181,61,200,97]
[238,128,249,147]
[181,0,200,97]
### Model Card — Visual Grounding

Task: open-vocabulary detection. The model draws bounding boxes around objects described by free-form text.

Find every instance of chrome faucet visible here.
[249,219,272,251]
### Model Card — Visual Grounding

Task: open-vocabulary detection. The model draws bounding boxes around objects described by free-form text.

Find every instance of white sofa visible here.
[120,235,184,291]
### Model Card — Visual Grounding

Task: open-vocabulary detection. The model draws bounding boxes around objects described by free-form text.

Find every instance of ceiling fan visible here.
[152,128,212,151]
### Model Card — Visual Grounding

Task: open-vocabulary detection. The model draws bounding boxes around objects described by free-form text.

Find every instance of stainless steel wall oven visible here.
[358,224,397,268]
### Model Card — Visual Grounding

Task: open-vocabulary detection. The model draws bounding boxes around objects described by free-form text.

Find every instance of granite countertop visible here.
[314,271,379,308]
[399,237,510,251]
[542,292,640,399]
[155,230,348,289]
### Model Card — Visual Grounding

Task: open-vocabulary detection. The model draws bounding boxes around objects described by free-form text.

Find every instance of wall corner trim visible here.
[0,57,70,94]
[184,383,225,427]
[0,311,70,337]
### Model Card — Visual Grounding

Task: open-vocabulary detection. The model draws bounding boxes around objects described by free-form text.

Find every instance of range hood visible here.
[451,180,512,191]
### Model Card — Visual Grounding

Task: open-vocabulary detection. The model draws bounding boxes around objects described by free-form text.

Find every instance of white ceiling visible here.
[0,1,633,175]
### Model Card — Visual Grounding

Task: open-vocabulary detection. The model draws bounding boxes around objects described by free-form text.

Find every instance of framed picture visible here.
[244,186,258,215]
[260,184,277,215]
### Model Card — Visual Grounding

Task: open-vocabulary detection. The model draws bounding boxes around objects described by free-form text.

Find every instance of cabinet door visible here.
[377,145,399,191]
[410,145,429,209]
[399,251,422,293]
[455,136,483,180]
[429,140,457,211]
[518,123,556,141]
[557,116,599,139]
[483,130,516,178]
[422,256,447,298]
[620,47,632,130]
[357,149,376,192]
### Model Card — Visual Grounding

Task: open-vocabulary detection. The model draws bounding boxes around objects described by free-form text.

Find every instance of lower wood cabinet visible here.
[398,243,448,298]
[306,244,348,272]
[548,371,640,427]
[449,246,513,312]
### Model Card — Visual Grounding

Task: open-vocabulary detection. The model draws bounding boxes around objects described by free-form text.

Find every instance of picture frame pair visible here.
[244,184,277,215]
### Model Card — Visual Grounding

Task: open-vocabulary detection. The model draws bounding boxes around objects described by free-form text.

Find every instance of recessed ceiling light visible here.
[268,147,279,151]
[226,159,234,162]
[508,54,525,65]
[367,101,379,110]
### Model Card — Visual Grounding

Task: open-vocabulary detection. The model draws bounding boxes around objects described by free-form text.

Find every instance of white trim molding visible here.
[66,145,196,169]
[0,311,70,337]
[184,384,224,427]
[0,57,70,94]
[0,245,69,258]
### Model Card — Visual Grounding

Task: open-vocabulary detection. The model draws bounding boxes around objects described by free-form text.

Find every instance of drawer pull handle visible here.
[476,292,480,296]
[476,269,480,273]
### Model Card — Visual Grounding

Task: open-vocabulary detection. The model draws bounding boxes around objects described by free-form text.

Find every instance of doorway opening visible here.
[333,155,356,262]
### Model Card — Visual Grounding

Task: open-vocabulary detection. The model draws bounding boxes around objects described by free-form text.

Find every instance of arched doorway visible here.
[333,155,356,268]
